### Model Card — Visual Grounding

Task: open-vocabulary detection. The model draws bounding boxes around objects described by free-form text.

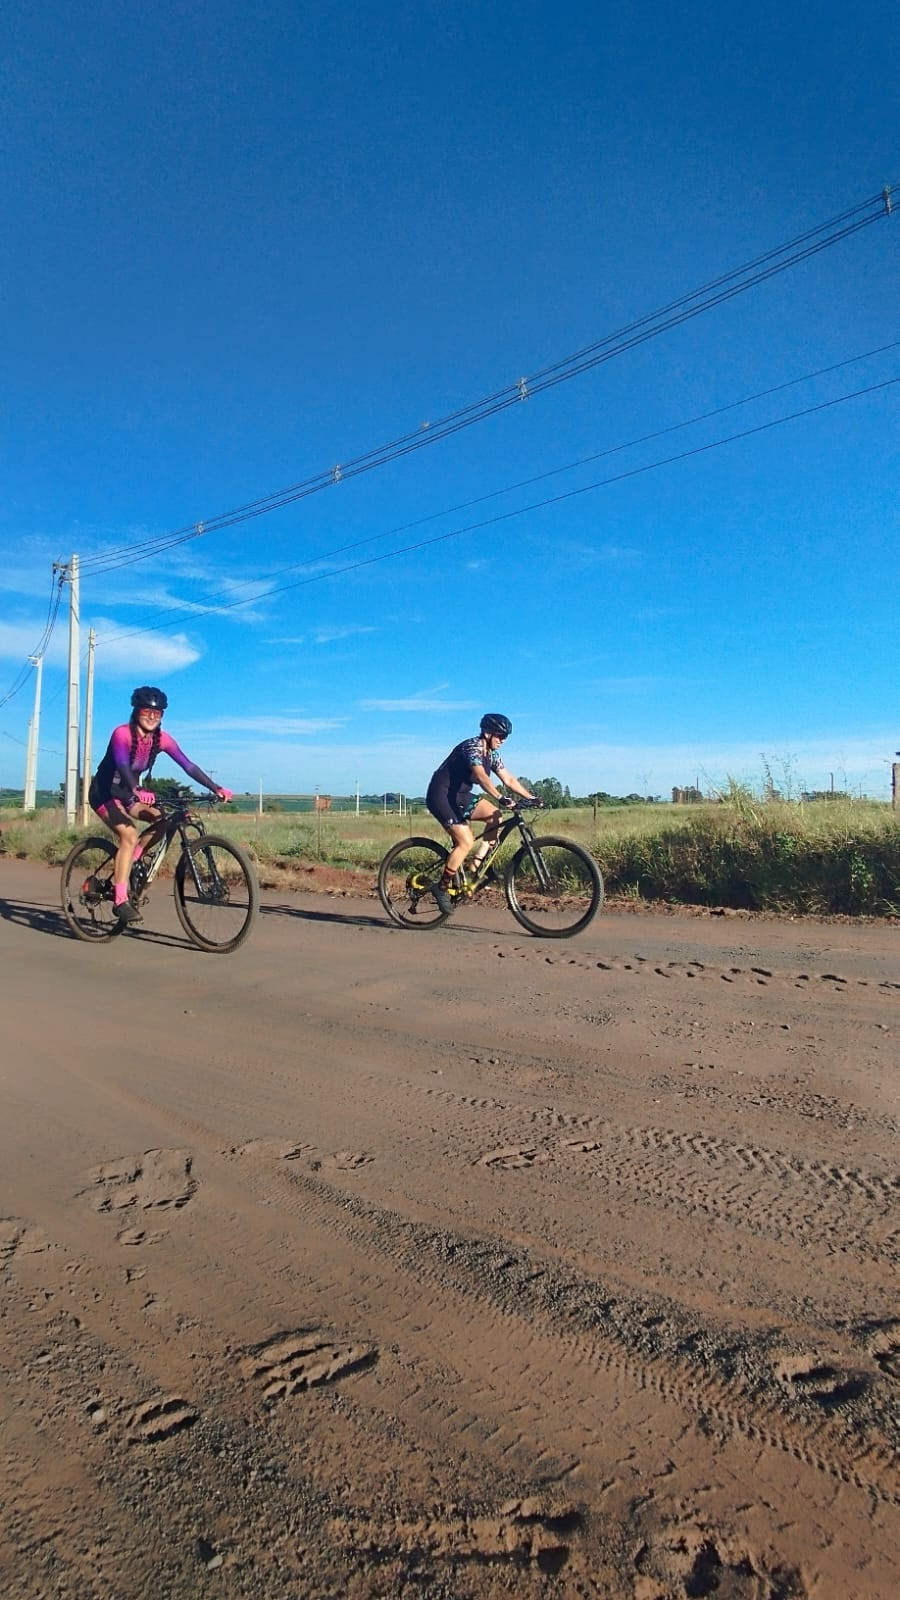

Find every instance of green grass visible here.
[2,798,899,917]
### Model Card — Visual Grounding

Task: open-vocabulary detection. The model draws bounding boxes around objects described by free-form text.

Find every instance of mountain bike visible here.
[60,791,259,953]
[377,799,603,938]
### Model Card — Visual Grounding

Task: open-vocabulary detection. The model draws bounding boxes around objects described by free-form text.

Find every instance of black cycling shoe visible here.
[114,900,142,925]
[432,880,454,915]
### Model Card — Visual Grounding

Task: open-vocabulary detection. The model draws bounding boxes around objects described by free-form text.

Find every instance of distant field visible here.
[2,797,898,916]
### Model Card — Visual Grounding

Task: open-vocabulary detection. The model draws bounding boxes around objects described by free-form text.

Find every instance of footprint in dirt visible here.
[632,1517,806,1599]
[332,1497,582,1578]
[477,1145,550,1170]
[774,1352,870,1411]
[240,1328,378,1403]
[0,1217,53,1261]
[861,1318,900,1380]
[127,1394,199,1444]
[82,1149,197,1214]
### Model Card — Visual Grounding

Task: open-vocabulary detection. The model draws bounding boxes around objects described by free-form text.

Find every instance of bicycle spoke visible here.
[506,838,603,937]
[174,836,258,953]
[377,838,451,928]
[60,838,124,942]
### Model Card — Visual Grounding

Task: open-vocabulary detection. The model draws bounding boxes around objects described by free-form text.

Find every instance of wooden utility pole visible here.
[892,761,900,811]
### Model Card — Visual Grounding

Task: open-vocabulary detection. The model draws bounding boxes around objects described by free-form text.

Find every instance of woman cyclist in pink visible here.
[89,685,232,923]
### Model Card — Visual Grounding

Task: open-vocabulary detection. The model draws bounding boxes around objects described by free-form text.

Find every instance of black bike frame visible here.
[465,803,550,894]
[131,796,221,900]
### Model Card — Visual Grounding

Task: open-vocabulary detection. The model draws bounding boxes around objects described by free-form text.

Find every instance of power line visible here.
[91,340,900,642]
[98,373,898,645]
[2,188,892,708]
[76,185,895,580]
[0,568,66,710]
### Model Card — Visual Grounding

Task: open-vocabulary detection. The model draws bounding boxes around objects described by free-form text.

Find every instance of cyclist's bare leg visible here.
[109,803,159,891]
[443,799,502,876]
[132,809,165,861]
[443,822,474,878]
[468,797,503,868]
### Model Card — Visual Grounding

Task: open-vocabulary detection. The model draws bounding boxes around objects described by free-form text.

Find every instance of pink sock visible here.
[114,882,128,906]
[132,844,144,862]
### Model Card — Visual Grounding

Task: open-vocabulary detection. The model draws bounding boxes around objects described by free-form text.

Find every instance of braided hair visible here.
[129,715,162,779]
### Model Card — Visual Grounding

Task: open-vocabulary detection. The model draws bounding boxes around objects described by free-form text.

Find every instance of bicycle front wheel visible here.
[174,835,259,953]
[60,836,126,942]
[505,836,603,937]
[377,837,451,928]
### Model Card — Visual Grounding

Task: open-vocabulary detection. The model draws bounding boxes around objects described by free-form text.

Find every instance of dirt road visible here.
[1,857,897,1598]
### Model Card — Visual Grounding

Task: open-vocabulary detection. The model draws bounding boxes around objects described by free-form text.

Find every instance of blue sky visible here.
[2,1,897,801]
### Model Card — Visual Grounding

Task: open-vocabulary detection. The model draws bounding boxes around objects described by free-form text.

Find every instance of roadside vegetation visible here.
[2,781,898,917]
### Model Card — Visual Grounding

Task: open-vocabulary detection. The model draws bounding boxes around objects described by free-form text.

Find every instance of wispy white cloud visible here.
[314,624,377,644]
[0,616,202,674]
[361,696,477,713]
[144,729,897,802]
[91,624,201,675]
[0,565,66,601]
[0,620,68,665]
[180,714,345,737]
[360,683,477,713]
[105,588,263,621]
[532,735,899,799]
[529,534,641,567]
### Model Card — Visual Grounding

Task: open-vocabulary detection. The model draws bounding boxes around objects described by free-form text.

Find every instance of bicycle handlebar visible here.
[155,789,220,815]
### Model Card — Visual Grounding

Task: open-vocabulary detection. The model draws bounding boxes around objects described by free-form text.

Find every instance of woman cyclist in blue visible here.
[425,713,539,913]
[89,685,232,923]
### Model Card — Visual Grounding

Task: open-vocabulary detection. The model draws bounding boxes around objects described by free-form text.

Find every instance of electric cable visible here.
[91,340,900,640]
[75,186,895,579]
[98,372,898,646]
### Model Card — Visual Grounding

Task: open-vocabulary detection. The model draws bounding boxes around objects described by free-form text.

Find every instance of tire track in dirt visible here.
[218,1148,900,1507]
[413,1084,899,1264]
[494,943,900,1002]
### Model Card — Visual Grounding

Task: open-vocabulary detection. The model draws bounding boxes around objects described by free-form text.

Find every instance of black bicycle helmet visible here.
[480,712,512,738]
[131,685,168,711]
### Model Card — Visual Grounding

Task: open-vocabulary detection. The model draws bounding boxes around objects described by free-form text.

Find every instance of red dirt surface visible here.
[1,857,897,1599]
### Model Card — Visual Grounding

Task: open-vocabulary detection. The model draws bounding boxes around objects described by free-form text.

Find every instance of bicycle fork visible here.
[519,827,552,892]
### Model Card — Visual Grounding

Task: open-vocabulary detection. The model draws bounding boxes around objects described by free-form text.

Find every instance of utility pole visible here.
[80,628,96,826]
[24,654,43,811]
[55,555,80,825]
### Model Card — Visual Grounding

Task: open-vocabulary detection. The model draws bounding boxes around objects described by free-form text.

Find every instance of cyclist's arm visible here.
[109,726,144,800]
[495,766,537,801]
[469,761,505,804]
[159,732,220,794]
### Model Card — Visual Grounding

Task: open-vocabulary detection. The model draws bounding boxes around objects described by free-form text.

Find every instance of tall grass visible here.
[3,797,898,916]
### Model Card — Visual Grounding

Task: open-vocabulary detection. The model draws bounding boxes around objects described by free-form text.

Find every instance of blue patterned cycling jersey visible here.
[426,736,508,825]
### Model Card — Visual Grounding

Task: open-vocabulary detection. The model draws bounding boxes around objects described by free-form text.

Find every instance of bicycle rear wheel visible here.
[377,837,451,928]
[60,837,126,942]
[505,836,603,937]
[174,835,258,953]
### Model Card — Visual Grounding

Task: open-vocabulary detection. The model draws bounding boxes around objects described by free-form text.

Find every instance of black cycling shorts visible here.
[425,781,477,830]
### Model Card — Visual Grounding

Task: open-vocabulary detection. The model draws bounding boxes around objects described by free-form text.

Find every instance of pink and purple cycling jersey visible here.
[90,724,216,810]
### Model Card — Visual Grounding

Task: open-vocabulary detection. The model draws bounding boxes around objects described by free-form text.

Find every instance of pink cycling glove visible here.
[216,787,233,803]
[134,788,156,806]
